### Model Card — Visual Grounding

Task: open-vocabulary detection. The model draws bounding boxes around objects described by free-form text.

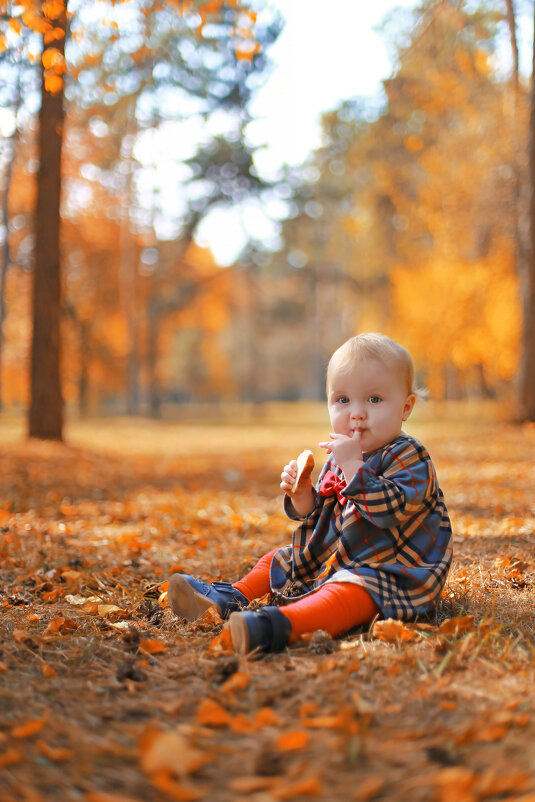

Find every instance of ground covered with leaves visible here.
[0,404,534,802]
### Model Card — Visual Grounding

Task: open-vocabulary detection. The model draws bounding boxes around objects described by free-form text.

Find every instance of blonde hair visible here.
[327,332,420,397]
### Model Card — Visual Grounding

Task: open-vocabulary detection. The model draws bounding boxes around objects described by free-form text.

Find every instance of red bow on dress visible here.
[318,470,347,506]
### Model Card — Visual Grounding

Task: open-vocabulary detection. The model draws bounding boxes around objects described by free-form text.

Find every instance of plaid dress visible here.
[270,433,453,620]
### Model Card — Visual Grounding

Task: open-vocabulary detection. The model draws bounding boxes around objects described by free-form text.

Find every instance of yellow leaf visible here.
[43,0,65,20]
[22,10,52,34]
[44,26,66,44]
[42,47,66,72]
[404,134,424,152]
[44,73,63,94]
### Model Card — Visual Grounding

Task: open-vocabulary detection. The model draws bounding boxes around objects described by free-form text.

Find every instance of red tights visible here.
[233,549,379,640]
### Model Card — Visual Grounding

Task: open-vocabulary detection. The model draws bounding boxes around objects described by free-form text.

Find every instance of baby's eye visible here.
[368,396,382,404]
[337,396,350,404]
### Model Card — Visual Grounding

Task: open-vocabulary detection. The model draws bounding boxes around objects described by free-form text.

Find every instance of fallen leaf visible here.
[140,728,210,776]
[206,628,234,656]
[36,739,71,762]
[195,698,231,728]
[43,617,78,636]
[13,628,36,644]
[139,638,167,655]
[158,699,183,716]
[65,594,100,605]
[434,766,476,802]
[41,662,59,678]
[219,669,250,694]
[150,769,204,801]
[273,772,323,799]
[158,590,169,607]
[98,604,124,617]
[61,569,82,583]
[276,730,309,751]
[301,714,346,730]
[0,747,24,767]
[229,712,255,733]
[12,716,48,738]
[476,769,531,798]
[228,776,278,793]
[372,619,421,643]
[354,774,384,799]
[438,616,475,637]
[254,707,279,728]
[86,792,145,802]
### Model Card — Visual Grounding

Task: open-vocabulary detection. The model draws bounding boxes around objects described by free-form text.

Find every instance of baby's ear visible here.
[402,394,416,421]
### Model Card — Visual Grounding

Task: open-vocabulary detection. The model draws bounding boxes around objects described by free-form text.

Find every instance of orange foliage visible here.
[0,414,534,798]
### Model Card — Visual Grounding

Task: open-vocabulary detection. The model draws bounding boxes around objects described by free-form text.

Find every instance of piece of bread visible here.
[290,449,315,494]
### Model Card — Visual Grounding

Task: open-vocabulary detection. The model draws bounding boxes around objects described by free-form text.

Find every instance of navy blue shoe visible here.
[226,607,292,655]
[168,574,248,621]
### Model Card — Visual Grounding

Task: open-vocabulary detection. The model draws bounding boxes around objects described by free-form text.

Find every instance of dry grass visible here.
[0,403,534,802]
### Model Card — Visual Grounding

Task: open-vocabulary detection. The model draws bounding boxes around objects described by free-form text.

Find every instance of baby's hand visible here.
[319,432,364,482]
[280,460,298,494]
[281,458,315,517]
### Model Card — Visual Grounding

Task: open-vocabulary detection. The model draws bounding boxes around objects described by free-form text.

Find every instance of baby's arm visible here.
[281,459,315,517]
[344,440,435,528]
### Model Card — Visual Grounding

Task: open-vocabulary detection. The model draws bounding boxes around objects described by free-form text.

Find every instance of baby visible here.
[168,333,453,654]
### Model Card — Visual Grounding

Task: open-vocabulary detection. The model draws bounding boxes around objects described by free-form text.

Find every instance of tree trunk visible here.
[518,3,535,421]
[78,319,90,417]
[0,73,23,412]
[119,161,140,416]
[28,4,67,440]
[147,303,162,419]
[505,0,519,88]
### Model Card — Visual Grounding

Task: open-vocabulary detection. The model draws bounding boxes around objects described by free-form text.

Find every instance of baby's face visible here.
[327,358,415,454]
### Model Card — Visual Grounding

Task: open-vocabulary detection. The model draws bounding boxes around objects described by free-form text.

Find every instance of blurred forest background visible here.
[1,0,534,436]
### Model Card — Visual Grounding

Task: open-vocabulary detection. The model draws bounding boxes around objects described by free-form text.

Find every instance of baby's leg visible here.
[280,581,379,641]
[226,581,380,654]
[233,548,279,601]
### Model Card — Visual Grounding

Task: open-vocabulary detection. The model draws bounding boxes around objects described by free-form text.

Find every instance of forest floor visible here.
[0,402,534,802]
